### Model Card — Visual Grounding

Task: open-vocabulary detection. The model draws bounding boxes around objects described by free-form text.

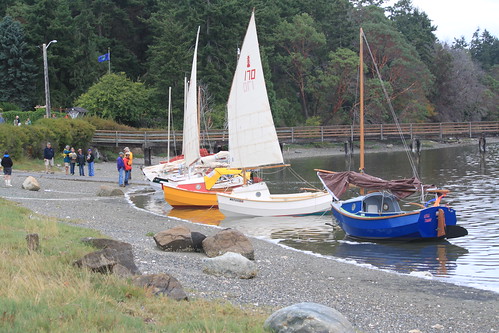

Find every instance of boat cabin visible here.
[340,192,403,215]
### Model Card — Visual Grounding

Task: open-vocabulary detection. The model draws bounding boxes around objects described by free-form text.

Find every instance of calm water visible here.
[130,143,499,293]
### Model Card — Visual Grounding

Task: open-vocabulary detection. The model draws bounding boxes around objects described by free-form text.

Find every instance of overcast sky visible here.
[386,0,499,42]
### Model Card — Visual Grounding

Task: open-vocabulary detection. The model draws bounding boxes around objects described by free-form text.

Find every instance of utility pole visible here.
[42,40,57,118]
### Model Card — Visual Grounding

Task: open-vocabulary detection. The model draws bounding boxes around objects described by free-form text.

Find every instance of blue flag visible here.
[98,53,110,62]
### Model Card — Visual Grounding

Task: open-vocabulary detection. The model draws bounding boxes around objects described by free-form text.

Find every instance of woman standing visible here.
[69,147,77,175]
[86,149,95,176]
[76,149,85,176]
[1,151,13,187]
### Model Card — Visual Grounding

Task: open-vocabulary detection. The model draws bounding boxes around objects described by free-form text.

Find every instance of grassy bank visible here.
[0,198,268,332]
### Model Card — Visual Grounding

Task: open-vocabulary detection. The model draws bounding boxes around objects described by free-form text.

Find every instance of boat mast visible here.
[167,86,171,161]
[359,28,365,173]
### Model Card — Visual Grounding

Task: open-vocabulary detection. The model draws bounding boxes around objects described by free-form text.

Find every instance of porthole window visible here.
[256,192,261,197]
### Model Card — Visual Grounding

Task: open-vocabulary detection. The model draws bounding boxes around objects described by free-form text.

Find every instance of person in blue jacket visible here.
[116,152,125,187]
[43,142,55,174]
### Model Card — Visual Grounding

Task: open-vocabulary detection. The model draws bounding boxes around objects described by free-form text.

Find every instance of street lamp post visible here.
[42,40,57,118]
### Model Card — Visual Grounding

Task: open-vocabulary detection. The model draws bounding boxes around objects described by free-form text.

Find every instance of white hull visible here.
[217,182,332,217]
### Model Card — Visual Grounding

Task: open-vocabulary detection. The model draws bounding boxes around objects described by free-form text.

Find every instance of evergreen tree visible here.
[0,16,37,109]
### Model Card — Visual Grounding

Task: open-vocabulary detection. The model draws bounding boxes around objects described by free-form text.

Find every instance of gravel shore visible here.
[1,154,498,333]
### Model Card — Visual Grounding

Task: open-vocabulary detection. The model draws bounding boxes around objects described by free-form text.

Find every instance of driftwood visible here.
[26,233,39,254]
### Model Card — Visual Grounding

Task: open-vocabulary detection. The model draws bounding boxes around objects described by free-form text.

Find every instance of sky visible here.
[386,0,499,42]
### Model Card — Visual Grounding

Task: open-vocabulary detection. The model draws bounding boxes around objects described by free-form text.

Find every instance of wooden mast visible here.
[359,27,365,173]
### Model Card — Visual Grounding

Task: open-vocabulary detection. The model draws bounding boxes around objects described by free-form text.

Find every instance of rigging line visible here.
[288,167,320,190]
[361,30,420,182]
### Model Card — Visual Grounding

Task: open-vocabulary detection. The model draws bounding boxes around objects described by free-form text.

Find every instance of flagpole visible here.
[108,47,111,74]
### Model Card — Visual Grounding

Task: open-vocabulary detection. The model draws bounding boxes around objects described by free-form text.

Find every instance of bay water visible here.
[130,142,499,293]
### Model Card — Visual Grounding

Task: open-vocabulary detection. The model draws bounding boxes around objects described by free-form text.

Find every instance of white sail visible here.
[227,12,284,169]
[182,27,201,166]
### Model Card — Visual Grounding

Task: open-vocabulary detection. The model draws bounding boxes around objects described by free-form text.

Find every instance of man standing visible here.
[116,152,125,187]
[43,142,55,173]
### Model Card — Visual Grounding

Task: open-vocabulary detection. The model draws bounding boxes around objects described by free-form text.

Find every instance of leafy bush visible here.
[0,118,95,159]
[34,118,96,153]
[1,109,48,124]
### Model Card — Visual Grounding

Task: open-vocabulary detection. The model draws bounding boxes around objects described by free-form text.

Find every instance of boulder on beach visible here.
[154,226,197,251]
[22,176,40,191]
[202,228,254,260]
[132,273,188,301]
[74,238,140,276]
[202,252,258,279]
[264,302,355,333]
[97,185,124,197]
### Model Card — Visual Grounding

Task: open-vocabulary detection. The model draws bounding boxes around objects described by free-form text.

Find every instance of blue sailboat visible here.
[317,29,468,241]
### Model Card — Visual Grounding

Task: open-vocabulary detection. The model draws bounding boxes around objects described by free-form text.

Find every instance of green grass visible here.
[0,198,269,332]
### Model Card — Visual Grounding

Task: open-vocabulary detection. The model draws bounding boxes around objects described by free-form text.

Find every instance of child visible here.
[1,151,13,187]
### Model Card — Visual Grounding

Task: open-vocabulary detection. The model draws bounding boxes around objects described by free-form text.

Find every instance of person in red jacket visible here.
[123,152,132,186]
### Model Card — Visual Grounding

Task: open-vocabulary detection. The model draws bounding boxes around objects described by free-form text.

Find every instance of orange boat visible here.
[161,168,248,207]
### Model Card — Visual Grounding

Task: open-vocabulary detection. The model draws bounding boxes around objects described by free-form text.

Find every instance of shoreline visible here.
[282,137,499,160]
[1,150,498,332]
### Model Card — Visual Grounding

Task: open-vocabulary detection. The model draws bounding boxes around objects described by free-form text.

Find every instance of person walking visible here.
[123,152,132,186]
[86,149,95,176]
[43,142,55,173]
[63,145,71,175]
[13,115,20,126]
[69,147,77,175]
[76,148,85,176]
[1,151,13,187]
[117,152,125,187]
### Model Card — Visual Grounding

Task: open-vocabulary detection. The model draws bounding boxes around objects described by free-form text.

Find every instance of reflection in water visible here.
[168,208,224,226]
[130,142,499,293]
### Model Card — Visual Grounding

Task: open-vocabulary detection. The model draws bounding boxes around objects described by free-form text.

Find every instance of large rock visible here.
[154,226,195,251]
[97,185,124,197]
[264,302,355,333]
[202,252,258,279]
[75,238,140,276]
[191,231,206,252]
[202,228,254,260]
[22,176,40,191]
[132,273,188,301]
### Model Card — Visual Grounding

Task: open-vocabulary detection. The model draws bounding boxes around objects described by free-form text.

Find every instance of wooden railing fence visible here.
[91,121,499,147]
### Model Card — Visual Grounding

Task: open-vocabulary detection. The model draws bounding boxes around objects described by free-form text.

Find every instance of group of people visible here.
[116,147,133,187]
[44,142,95,176]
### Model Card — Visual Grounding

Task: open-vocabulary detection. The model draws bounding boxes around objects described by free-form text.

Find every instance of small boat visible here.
[216,11,332,217]
[316,29,468,241]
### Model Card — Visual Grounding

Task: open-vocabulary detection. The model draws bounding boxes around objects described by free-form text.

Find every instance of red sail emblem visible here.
[246,56,251,68]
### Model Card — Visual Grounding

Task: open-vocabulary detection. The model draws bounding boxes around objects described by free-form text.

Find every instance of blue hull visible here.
[332,204,459,241]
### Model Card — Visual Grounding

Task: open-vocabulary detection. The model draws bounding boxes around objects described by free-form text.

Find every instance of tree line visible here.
[0,0,497,129]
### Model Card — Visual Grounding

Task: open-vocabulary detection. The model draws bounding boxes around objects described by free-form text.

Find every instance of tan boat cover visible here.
[317,171,429,200]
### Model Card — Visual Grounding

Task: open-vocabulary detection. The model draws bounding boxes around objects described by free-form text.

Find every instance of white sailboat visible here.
[142,28,228,189]
[158,27,246,207]
[216,11,332,217]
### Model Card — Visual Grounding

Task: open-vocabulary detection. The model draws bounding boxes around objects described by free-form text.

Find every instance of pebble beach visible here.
[1,146,498,333]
